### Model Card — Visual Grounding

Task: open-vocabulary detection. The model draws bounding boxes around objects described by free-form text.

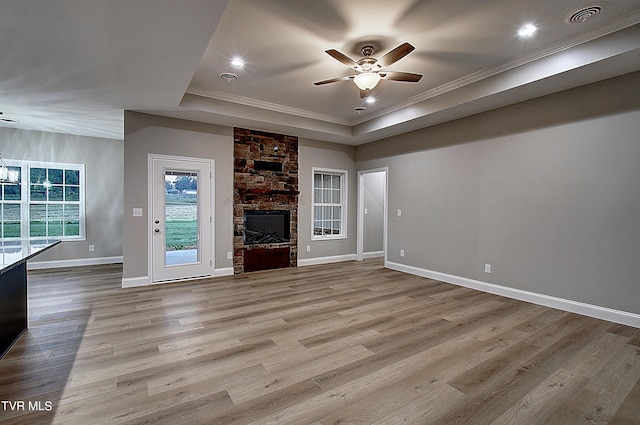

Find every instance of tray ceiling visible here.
[1,0,640,144]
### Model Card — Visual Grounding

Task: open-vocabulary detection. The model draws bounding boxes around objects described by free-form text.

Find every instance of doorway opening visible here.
[357,168,388,262]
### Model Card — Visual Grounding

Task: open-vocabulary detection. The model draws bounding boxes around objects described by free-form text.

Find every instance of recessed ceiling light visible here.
[230,58,245,68]
[352,106,367,113]
[518,24,537,37]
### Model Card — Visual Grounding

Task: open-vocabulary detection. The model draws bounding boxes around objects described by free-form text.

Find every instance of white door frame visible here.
[148,154,215,283]
[357,167,388,263]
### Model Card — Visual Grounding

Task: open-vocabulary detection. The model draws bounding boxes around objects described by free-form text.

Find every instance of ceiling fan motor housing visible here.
[361,45,375,57]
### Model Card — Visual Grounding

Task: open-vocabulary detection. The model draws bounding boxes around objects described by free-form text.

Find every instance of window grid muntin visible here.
[312,170,346,239]
[28,165,82,239]
[0,160,84,241]
[0,167,22,238]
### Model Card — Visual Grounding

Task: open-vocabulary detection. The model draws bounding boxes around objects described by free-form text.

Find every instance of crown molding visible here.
[184,89,352,126]
[352,11,640,125]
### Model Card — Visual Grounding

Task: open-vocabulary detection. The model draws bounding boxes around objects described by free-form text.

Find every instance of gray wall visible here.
[123,112,234,280]
[0,127,123,263]
[123,114,359,280]
[356,71,640,315]
[298,138,357,260]
[363,171,384,254]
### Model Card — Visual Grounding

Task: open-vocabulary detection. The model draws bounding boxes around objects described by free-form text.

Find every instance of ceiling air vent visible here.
[220,73,238,82]
[565,2,607,24]
[352,106,367,113]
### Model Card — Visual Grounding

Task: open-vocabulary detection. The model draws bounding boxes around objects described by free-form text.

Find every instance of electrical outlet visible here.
[364,208,368,215]
[227,251,232,260]
[484,264,492,273]
[400,249,405,257]
[89,245,95,252]
[306,245,311,252]
[397,209,402,217]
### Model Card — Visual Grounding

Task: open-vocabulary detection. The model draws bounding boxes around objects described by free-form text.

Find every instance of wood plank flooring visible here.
[0,259,639,424]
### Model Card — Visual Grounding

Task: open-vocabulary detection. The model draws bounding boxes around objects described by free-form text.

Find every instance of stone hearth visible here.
[233,128,299,274]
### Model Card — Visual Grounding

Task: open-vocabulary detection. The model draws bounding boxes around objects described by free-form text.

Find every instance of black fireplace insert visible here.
[244,210,290,244]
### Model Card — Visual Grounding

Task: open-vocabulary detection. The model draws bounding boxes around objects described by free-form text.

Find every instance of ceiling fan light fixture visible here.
[353,72,381,91]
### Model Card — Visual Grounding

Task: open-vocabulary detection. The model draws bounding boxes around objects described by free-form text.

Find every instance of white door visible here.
[151,156,213,282]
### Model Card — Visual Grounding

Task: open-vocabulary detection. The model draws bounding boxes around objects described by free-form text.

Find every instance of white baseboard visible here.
[28,256,123,270]
[122,267,234,288]
[363,251,384,259]
[298,254,357,267]
[121,276,151,288]
[386,261,640,329]
[215,267,234,277]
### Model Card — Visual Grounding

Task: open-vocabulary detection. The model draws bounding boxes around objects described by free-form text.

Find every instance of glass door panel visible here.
[164,171,198,266]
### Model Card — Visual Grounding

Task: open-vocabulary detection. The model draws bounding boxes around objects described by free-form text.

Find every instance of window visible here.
[0,166,22,239]
[312,168,347,239]
[0,160,85,240]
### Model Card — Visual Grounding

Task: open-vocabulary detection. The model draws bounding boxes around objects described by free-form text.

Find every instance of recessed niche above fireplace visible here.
[254,161,283,172]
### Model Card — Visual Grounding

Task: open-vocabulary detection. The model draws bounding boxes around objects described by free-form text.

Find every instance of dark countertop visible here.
[0,240,61,274]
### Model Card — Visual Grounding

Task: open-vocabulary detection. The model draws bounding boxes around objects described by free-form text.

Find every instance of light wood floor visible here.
[1,259,639,424]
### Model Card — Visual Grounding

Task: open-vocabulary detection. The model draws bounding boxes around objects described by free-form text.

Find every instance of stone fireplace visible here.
[233,128,299,273]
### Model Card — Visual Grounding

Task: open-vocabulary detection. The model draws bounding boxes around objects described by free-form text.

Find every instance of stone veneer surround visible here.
[233,128,299,274]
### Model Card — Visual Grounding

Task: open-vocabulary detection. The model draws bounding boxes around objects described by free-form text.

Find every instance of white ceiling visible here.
[2,0,640,145]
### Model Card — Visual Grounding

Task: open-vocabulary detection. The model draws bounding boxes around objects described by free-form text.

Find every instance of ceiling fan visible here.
[314,42,422,97]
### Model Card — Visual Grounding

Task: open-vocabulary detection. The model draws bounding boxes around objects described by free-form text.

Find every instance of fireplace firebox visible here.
[243,210,290,245]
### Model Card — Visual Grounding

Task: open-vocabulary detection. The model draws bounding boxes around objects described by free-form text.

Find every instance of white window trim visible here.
[0,159,86,241]
[311,167,347,241]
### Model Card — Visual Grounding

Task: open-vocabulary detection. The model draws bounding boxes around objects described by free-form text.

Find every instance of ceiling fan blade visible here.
[313,75,354,85]
[375,42,415,68]
[379,71,422,82]
[325,49,359,69]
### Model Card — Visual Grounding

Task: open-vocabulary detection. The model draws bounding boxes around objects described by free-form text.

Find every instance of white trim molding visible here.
[121,276,151,288]
[28,256,123,270]
[298,254,357,267]
[122,267,234,288]
[311,167,348,241]
[363,251,384,259]
[214,267,234,277]
[386,261,640,329]
[356,167,388,263]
